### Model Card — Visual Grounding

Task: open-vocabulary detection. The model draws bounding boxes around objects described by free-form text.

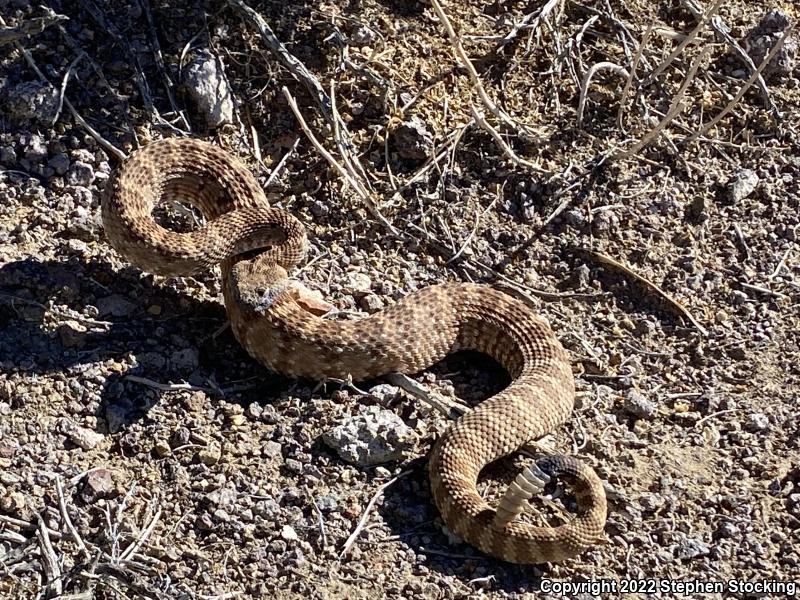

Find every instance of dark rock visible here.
[6,81,59,124]
[80,468,114,503]
[391,116,433,161]
[96,294,136,318]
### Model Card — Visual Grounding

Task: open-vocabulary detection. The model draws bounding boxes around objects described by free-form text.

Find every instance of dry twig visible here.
[227,0,332,121]
[429,0,518,132]
[681,0,780,121]
[615,47,710,161]
[574,247,709,336]
[0,17,126,161]
[688,26,793,143]
[0,8,67,46]
[36,513,63,597]
[282,87,398,235]
[56,477,92,562]
[339,471,411,558]
[430,0,547,171]
[469,105,547,173]
[78,0,157,120]
[577,62,630,128]
[642,0,723,86]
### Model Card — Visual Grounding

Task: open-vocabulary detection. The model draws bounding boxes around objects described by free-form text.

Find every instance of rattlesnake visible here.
[101,138,607,564]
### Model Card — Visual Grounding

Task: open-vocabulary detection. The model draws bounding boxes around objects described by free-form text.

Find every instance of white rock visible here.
[183,51,234,128]
[58,418,104,450]
[281,524,298,541]
[323,405,415,466]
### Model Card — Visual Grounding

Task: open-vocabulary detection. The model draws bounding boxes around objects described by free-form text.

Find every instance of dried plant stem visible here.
[227,0,333,122]
[614,47,709,161]
[617,25,652,131]
[56,477,92,561]
[339,471,411,557]
[0,14,126,161]
[688,27,793,143]
[0,7,66,46]
[470,105,547,173]
[681,0,779,121]
[283,87,398,235]
[577,62,630,128]
[642,0,723,86]
[574,247,708,336]
[429,0,518,131]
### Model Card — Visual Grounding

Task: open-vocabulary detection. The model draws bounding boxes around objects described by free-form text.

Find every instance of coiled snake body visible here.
[102,138,607,564]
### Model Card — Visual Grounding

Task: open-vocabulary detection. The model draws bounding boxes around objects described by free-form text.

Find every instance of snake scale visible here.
[101,138,607,563]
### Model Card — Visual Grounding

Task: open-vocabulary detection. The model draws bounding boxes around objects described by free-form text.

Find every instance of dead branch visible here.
[0,21,126,161]
[282,87,399,235]
[577,62,630,128]
[469,105,547,173]
[429,0,519,132]
[78,0,158,121]
[430,0,548,169]
[573,247,709,336]
[495,0,562,52]
[681,0,780,121]
[0,8,67,46]
[614,47,709,161]
[642,0,723,87]
[140,0,191,131]
[227,0,333,122]
[688,26,793,143]
[339,471,411,558]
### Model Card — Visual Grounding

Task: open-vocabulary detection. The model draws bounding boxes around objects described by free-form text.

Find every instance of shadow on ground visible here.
[0,256,583,589]
[0,256,290,429]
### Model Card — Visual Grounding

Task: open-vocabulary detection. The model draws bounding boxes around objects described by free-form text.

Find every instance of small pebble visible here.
[198,445,221,466]
[746,412,770,432]
[154,440,172,458]
[263,441,283,459]
[359,293,384,312]
[623,390,656,420]
[96,294,136,318]
[725,169,759,203]
[80,468,114,503]
[67,161,95,187]
[58,418,104,450]
[676,537,710,560]
[284,458,303,473]
[281,524,298,542]
[246,402,263,419]
[260,404,280,424]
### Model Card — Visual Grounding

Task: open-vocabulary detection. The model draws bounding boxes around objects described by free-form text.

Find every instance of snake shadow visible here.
[0,256,289,431]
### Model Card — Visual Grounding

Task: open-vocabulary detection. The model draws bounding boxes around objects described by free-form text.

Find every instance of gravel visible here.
[1,1,799,598]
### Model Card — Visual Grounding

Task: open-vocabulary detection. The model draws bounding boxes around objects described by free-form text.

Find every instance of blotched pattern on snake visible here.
[101,138,607,563]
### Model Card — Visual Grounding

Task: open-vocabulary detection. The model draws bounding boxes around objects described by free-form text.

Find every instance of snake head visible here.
[227,256,291,314]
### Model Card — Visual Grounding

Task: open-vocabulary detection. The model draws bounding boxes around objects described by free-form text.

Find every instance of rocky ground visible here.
[1,0,799,598]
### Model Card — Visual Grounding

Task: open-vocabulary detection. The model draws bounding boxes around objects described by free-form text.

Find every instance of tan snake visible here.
[101,138,607,563]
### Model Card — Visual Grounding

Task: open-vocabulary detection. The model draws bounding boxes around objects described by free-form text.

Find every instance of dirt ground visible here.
[1,0,799,598]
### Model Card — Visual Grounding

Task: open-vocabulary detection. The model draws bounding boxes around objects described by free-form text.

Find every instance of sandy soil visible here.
[0,0,798,598]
